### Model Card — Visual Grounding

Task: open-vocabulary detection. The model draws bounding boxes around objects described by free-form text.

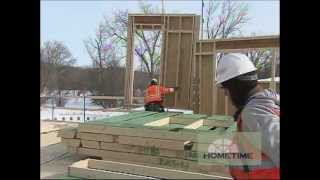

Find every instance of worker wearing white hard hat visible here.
[216,53,280,179]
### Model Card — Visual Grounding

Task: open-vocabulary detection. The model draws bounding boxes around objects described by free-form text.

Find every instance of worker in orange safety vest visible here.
[144,78,178,112]
[216,53,280,180]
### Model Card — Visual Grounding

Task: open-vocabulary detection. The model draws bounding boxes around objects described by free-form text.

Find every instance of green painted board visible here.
[126,112,180,125]
[86,111,158,125]
[206,115,234,121]
[171,114,208,120]
[161,123,185,129]
[195,125,212,131]
[224,122,237,134]
[100,112,180,128]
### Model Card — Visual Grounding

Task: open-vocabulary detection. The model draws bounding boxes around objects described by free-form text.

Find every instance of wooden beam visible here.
[78,132,114,142]
[224,95,229,115]
[212,43,218,114]
[68,159,149,179]
[88,159,228,179]
[124,16,134,106]
[78,148,231,177]
[57,128,77,139]
[144,117,170,127]
[174,17,182,106]
[216,36,279,49]
[132,15,163,25]
[79,123,199,142]
[81,140,100,149]
[61,138,81,147]
[184,120,204,129]
[270,48,277,91]
[117,136,187,150]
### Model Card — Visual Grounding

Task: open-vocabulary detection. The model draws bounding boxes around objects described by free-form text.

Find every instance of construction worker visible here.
[216,53,280,179]
[144,78,178,112]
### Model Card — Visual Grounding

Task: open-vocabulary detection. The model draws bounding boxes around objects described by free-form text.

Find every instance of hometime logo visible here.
[203,138,254,160]
[197,132,262,166]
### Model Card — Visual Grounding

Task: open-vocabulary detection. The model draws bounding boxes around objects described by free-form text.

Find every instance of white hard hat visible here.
[216,53,257,85]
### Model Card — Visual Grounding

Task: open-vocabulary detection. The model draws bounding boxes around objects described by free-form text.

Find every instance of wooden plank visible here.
[132,15,163,25]
[81,140,101,149]
[202,120,233,128]
[169,118,199,125]
[67,146,79,154]
[100,142,177,158]
[89,159,228,179]
[68,159,150,179]
[163,32,179,107]
[169,16,180,30]
[212,43,218,114]
[177,33,193,108]
[215,36,279,49]
[206,114,234,121]
[181,16,194,30]
[270,48,277,91]
[184,120,204,129]
[199,55,214,115]
[159,21,166,85]
[118,136,186,150]
[124,15,134,106]
[57,128,77,139]
[174,18,182,106]
[167,30,193,33]
[195,52,215,55]
[124,112,180,125]
[225,95,229,115]
[78,148,231,177]
[201,41,215,52]
[144,117,170,126]
[193,54,200,114]
[78,132,114,142]
[61,138,81,147]
[79,121,217,143]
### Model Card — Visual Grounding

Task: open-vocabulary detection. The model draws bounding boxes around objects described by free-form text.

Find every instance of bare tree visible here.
[41,40,76,66]
[84,24,120,70]
[40,40,76,105]
[203,0,249,39]
[103,2,162,78]
[203,0,250,64]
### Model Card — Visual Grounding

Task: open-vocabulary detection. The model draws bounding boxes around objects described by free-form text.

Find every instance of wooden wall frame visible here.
[194,35,279,115]
[124,14,279,115]
[124,14,200,109]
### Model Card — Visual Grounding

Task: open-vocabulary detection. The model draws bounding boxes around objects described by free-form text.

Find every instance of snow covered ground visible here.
[40,107,128,122]
[41,97,193,122]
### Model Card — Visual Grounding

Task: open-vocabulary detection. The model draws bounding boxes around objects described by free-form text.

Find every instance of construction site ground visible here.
[41,120,87,179]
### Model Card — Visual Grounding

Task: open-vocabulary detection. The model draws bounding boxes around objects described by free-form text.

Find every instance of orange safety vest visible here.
[229,107,280,180]
[144,85,174,104]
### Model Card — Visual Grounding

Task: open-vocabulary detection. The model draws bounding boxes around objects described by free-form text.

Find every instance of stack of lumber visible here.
[67,158,231,179]
[58,111,236,179]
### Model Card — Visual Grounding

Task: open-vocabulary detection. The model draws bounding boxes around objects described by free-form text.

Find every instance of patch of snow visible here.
[40,107,128,122]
